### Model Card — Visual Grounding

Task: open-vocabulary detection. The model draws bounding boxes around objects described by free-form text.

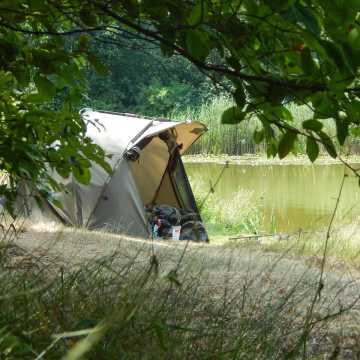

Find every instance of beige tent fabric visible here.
[132,120,207,154]
[84,110,153,157]
[87,160,148,236]
[24,110,206,237]
[154,171,180,207]
[130,137,169,205]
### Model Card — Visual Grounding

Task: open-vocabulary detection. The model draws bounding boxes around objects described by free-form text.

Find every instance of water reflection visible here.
[186,162,360,232]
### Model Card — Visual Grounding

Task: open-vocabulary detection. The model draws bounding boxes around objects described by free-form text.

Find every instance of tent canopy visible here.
[24,109,207,237]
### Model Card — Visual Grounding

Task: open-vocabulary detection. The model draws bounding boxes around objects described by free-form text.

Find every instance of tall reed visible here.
[171,97,344,156]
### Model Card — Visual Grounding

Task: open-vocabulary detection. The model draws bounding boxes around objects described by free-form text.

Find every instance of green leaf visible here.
[335,117,349,145]
[221,106,246,124]
[302,119,323,131]
[51,198,64,210]
[285,4,320,36]
[306,137,319,162]
[311,93,337,119]
[301,48,316,75]
[234,85,246,108]
[79,8,98,27]
[34,74,56,100]
[253,129,265,144]
[278,131,297,159]
[348,27,360,50]
[185,30,210,61]
[188,1,208,26]
[73,165,91,185]
[87,54,108,75]
[276,106,293,122]
[320,40,352,75]
[95,158,112,175]
[318,131,337,158]
[13,66,30,87]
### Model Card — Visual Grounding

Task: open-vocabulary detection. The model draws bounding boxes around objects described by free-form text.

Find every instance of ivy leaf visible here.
[221,106,246,124]
[302,119,323,131]
[185,30,210,61]
[306,137,319,162]
[278,131,297,159]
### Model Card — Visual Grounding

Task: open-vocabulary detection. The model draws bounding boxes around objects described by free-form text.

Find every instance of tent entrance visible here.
[153,149,199,215]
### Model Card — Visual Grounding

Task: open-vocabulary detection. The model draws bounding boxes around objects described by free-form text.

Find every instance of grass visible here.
[190,172,360,268]
[189,174,275,237]
[256,219,360,267]
[1,222,360,359]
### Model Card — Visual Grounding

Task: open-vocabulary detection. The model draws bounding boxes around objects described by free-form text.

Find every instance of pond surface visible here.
[185,162,360,233]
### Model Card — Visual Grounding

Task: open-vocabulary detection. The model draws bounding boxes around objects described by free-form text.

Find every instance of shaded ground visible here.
[7,224,360,358]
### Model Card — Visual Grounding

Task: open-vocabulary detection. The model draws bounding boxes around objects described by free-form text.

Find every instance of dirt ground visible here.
[13,223,360,300]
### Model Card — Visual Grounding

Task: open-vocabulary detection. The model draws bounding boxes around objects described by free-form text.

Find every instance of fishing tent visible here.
[22,109,207,237]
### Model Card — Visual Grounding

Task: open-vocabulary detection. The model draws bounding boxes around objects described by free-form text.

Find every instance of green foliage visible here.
[306,137,320,163]
[81,0,360,162]
[3,0,360,209]
[0,1,112,209]
[278,131,297,159]
[84,43,216,116]
[221,106,246,124]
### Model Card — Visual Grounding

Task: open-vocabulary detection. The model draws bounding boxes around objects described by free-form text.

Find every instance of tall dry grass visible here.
[0,219,360,359]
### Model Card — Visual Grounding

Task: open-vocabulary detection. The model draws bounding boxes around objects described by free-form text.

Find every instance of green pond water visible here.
[185,162,360,233]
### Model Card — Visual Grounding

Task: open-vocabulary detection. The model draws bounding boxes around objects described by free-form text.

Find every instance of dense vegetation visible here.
[2,1,360,358]
[2,0,360,205]
[84,42,218,115]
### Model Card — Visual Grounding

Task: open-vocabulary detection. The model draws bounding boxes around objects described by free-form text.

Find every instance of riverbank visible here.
[183,154,360,166]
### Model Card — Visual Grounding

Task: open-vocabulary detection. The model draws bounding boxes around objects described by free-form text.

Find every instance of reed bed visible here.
[171,97,347,156]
